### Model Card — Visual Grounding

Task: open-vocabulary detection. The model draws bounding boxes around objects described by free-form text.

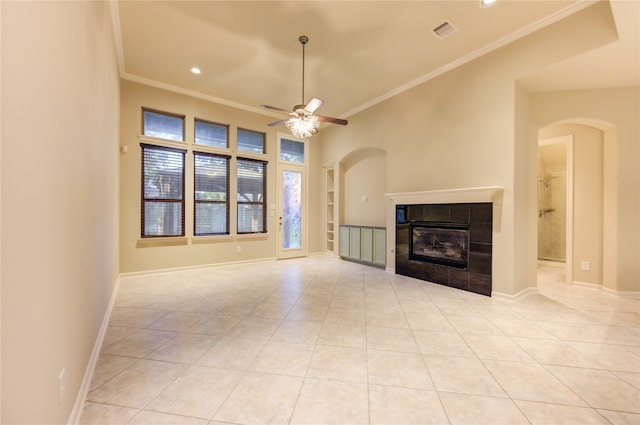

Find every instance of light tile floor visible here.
[79,257,639,424]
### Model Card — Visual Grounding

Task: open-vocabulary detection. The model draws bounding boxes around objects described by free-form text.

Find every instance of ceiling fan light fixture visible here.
[286,113,320,139]
[261,35,347,135]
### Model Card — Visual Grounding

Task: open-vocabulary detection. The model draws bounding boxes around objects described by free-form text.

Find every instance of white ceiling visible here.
[113,0,639,121]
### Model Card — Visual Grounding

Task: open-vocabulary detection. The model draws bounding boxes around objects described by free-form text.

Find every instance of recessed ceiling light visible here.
[480,0,497,7]
[190,67,201,74]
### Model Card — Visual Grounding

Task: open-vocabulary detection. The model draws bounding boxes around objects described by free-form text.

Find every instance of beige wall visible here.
[1,1,120,423]
[307,136,323,254]
[532,88,640,293]
[120,81,286,273]
[319,54,518,294]
[317,2,628,296]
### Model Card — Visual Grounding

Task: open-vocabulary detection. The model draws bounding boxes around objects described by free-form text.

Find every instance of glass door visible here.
[277,134,307,259]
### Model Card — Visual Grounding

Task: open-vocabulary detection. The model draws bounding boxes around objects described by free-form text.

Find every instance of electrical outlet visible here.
[581,261,590,271]
[236,245,241,253]
[58,368,66,405]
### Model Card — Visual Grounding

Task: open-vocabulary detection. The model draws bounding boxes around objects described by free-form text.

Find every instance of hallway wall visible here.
[1,2,121,423]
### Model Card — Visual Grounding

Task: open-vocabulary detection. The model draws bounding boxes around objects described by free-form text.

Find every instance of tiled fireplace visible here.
[385,187,502,297]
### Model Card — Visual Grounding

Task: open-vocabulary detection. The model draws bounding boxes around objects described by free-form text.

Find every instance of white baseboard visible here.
[68,276,121,425]
[572,281,640,298]
[601,287,640,299]
[492,287,539,301]
[571,280,601,290]
[537,260,565,268]
[119,256,277,278]
[309,251,339,259]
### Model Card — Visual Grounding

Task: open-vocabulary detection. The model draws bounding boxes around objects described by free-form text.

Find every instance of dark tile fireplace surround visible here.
[396,203,493,296]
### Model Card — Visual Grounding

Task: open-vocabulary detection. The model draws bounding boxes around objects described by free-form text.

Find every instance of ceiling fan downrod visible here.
[298,35,308,109]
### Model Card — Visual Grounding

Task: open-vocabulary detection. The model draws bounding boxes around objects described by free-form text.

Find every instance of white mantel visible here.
[385,186,503,205]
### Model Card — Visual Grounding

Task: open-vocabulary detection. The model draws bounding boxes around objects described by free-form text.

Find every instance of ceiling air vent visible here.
[432,21,457,39]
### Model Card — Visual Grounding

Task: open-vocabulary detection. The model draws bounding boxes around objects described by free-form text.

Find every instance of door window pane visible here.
[282,170,302,248]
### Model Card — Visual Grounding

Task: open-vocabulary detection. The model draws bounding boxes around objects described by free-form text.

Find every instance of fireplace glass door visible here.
[410,221,470,270]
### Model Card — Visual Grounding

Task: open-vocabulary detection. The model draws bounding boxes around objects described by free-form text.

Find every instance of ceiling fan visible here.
[261,35,348,138]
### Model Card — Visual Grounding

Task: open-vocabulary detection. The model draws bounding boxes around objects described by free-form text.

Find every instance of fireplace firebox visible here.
[410,221,469,270]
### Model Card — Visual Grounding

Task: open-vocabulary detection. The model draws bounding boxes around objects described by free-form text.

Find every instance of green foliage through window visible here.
[141,144,186,237]
[237,157,267,233]
[194,152,230,235]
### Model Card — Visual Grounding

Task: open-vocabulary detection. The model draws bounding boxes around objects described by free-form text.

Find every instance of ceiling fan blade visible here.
[317,115,348,126]
[267,119,289,127]
[304,98,324,114]
[260,104,291,114]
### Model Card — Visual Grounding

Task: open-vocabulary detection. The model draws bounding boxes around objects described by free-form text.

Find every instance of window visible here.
[139,107,269,238]
[195,119,228,148]
[194,152,230,235]
[237,128,265,154]
[141,144,186,237]
[280,138,305,163]
[237,158,267,233]
[142,108,185,141]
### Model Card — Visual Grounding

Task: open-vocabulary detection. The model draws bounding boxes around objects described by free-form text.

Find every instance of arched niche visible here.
[338,147,388,226]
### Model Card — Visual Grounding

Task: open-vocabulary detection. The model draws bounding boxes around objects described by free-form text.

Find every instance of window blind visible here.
[141,144,186,237]
[237,157,267,233]
[194,152,230,235]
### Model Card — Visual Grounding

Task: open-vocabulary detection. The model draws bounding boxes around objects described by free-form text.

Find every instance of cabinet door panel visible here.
[349,227,361,260]
[339,226,350,257]
[361,228,374,263]
[373,228,386,266]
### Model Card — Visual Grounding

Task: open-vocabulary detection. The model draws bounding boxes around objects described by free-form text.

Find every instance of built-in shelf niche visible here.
[325,165,336,253]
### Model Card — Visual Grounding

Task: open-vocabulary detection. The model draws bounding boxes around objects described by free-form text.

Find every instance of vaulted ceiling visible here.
[113,1,639,120]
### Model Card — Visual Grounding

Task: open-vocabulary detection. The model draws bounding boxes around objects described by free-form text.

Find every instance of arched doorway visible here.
[537,119,617,291]
[537,134,572,284]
